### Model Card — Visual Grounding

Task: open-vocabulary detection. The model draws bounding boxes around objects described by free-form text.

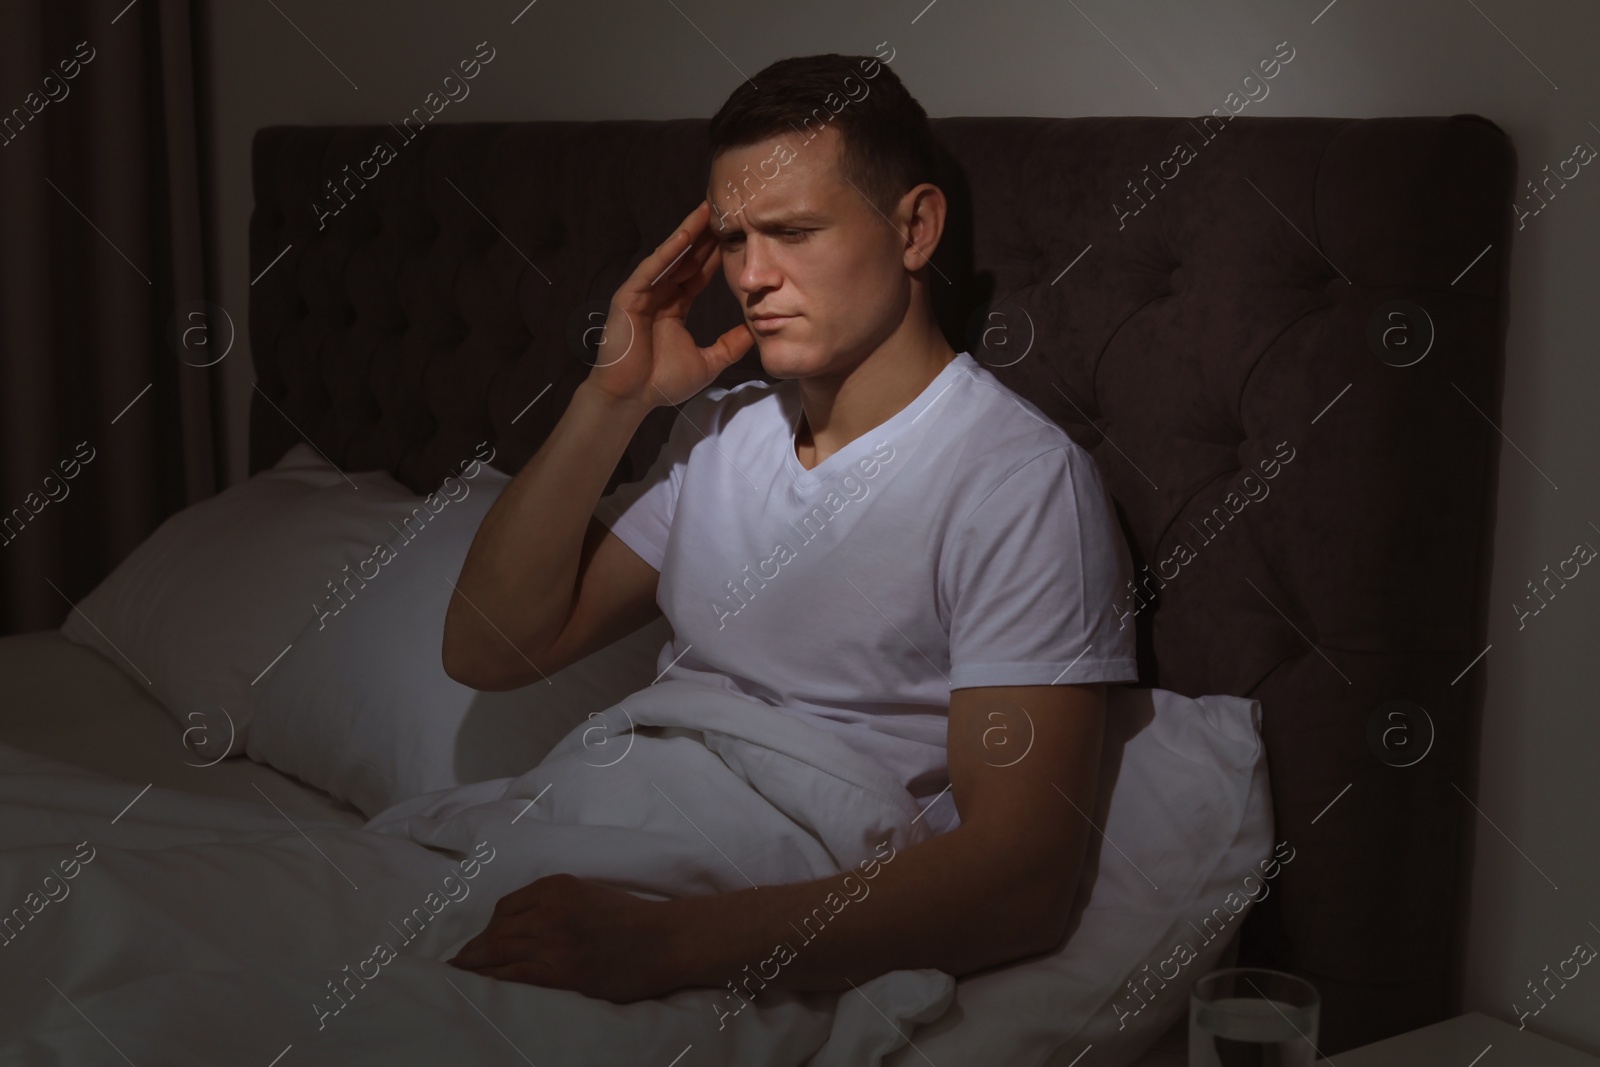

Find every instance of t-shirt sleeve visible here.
[941,445,1139,690]
[591,390,718,572]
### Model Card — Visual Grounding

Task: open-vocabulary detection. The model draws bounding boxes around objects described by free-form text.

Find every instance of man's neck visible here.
[792,335,959,471]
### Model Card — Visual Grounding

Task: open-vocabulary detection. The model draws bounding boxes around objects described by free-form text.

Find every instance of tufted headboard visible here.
[249,114,1514,1052]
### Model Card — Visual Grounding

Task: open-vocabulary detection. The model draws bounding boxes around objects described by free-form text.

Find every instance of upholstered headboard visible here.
[249,114,1513,1051]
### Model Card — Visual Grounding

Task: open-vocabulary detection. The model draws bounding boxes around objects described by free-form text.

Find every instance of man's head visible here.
[706,53,945,380]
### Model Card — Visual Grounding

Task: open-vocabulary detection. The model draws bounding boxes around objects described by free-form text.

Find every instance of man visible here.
[439,53,1138,1005]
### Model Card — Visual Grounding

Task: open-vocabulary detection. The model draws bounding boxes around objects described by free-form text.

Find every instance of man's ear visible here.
[900,183,947,271]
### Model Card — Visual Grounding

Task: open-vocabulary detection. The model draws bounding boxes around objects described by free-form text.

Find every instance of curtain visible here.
[0,0,221,635]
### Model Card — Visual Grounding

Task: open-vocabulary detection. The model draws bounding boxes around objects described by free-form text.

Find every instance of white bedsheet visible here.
[0,678,956,1066]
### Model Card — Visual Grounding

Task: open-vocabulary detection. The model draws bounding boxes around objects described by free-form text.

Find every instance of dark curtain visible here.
[0,0,222,635]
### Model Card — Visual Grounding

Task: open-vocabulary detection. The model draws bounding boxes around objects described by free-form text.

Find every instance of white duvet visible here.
[0,678,957,1066]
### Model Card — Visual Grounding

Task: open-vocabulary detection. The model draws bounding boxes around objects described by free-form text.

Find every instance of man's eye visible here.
[720,229,806,246]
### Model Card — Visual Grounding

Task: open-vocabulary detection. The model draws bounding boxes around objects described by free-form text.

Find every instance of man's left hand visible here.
[447,873,686,1003]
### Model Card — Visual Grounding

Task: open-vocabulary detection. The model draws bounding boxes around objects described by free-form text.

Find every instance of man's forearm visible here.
[664,819,1067,1005]
[443,380,653,684]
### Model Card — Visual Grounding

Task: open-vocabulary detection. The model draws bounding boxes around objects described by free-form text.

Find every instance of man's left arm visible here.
[449,681,1106,1001]
[674,680,1107,992]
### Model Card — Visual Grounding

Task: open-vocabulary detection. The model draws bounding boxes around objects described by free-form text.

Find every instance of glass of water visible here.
[1189,967,1320,1067]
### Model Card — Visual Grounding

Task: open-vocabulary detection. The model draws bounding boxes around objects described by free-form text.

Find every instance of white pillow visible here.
[58,442,443,758]
[880,686,1275,1067]
[248,461,676,817]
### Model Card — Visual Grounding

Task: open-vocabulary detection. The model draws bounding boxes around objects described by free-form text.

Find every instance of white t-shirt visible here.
[592,351,1138,835]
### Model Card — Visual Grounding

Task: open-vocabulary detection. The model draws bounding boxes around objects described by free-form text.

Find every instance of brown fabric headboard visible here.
[249,114,1514,1051]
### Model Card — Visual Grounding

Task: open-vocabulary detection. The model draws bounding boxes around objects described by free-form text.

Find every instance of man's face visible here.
[707,125,910,380]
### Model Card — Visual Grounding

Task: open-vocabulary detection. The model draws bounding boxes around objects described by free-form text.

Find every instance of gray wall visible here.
[203,0,1600,1047]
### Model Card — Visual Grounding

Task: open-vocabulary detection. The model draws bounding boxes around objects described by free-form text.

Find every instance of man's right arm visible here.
[440,381,663,692]
[443,198,751,690]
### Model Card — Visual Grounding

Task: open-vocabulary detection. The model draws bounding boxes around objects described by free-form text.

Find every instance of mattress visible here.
[0,627,1197,1064]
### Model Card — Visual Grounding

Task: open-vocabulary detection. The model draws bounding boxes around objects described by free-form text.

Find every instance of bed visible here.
[0,112,1511,1062]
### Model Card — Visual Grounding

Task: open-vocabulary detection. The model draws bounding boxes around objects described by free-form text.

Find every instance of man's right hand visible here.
[586,200,755,411]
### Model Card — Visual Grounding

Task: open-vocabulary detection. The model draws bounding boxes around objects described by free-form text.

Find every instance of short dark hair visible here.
[707,53,938,220]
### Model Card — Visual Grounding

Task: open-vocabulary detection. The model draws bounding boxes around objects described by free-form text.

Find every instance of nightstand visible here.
[1323,1012,1600,1065]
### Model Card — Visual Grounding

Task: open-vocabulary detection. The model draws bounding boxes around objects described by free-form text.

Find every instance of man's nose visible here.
[738,235,781,294]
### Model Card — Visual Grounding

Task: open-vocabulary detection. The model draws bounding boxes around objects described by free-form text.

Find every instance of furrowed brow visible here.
[714,206,825,233]
[753,210,825,228]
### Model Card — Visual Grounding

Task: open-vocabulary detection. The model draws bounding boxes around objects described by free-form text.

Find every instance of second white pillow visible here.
[59,442,436,758]
[248,458,675,816]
